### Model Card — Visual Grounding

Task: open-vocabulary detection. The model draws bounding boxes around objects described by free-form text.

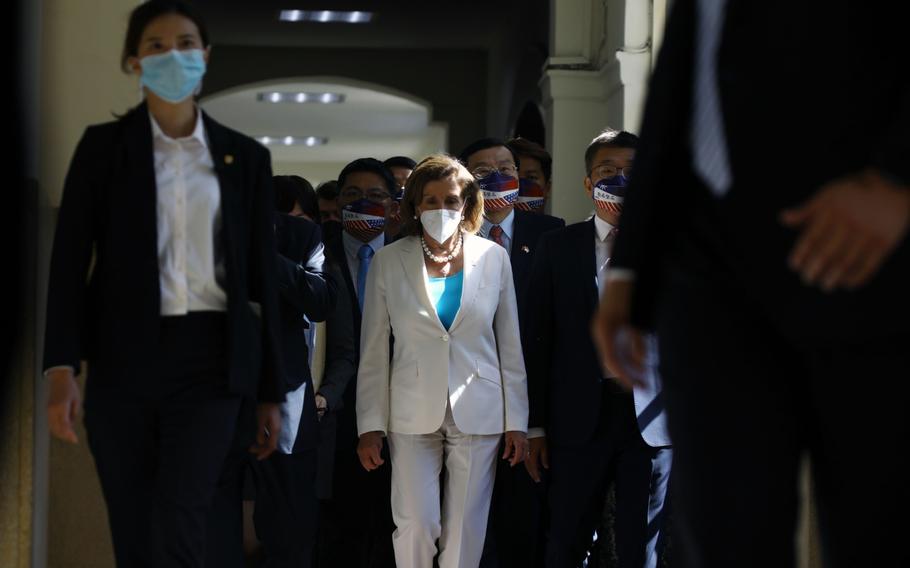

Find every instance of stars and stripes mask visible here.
[515,178,546,213]
[593,175,628,215]
[342,199,387,242]
[477,171,519,212]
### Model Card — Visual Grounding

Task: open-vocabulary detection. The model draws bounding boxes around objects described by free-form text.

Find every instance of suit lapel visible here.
[448,235,480,332]
[398,237,446,331]
[510,210,531,282]
[123,103,159,266]
[201,112,241,273]
[579,219,599,306]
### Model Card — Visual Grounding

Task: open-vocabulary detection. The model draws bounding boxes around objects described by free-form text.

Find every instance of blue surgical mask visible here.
[139,49,206,103]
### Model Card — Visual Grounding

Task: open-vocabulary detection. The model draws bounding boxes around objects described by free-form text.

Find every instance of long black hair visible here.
[121,1,210,73]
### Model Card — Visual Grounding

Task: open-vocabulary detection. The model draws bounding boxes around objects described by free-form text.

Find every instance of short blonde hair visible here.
[399,154,484,237]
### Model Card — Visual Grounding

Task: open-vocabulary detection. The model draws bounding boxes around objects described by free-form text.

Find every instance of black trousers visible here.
[206,396,320,568]
[656,275,910,567]
[545,392,671,568]
[316,437,396,568]
[251,450,319,567]
[84,312,241,568]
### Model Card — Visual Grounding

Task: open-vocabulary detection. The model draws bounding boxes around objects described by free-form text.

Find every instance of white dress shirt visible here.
[480,209,515,255]
[150,110,227,315]
[342,229,386,301]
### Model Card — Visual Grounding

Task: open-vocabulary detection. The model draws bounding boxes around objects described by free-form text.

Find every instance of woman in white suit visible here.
[356,154,529,567]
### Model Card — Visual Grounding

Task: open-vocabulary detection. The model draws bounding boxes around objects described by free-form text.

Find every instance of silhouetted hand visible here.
[524,436,549,482]
[591,279,647,390]
[249,402,281,460]
[357,431,386,471]
[781,169,910,292]
[502,431,529,467]
[47,368,80,443]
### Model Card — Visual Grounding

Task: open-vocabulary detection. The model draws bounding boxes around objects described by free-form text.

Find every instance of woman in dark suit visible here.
[43,2,286,566]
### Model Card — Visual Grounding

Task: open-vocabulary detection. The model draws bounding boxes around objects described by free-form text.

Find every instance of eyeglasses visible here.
[471,164,518,179]
[340,188,392,203]
[589,164,633,181]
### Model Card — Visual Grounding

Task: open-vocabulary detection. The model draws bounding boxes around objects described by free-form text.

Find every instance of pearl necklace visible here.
[421,232,463,270]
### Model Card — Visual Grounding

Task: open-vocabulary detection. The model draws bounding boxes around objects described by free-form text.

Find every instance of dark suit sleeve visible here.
[871,71,910,185]
[523,231,557,431]
[250,149,287,403]
[315,261,357,411]
[275,222,338,322]
[43,127,103,372]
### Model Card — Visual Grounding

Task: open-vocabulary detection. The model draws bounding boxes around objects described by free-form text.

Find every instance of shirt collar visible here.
[149,106,208,149]
[342,228,385,260]
[593,214,616,242]
[481,208,515,239]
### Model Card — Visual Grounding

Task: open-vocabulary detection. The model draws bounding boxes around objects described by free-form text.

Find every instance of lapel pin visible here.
[521,245,530,253]
[224,154,234,165]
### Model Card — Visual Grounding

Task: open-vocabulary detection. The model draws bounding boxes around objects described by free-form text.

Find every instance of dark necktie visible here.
[489,225,505,248]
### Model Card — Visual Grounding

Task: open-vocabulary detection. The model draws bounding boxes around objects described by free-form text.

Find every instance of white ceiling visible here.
[200,77,448,163]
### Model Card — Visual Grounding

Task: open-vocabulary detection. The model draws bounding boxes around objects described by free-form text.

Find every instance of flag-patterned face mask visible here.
[515,178,546,213]
[592,175,628,215]
[477,171,519,212]
[342,199,387,242]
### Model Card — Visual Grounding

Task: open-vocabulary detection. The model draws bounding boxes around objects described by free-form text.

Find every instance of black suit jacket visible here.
[274,214,337,451]
[612,0,910,344]
[44,102,287,402]
[523,220,608,446]
[321,221,391,452]
[510,209,565,321]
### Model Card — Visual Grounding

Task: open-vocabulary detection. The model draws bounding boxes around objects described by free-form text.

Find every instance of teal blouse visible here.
[426,271,464,330]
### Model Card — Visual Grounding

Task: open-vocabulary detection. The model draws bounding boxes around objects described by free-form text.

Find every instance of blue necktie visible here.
[356,244,374,313]
[691,0,733,197]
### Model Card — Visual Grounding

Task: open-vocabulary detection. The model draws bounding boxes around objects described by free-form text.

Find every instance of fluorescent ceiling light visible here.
[258,136,329,147]
[257,92,345,104]
[279,10,373,23]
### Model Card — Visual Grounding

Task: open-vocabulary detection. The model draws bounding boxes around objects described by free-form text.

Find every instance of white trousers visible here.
[388,403,500,568]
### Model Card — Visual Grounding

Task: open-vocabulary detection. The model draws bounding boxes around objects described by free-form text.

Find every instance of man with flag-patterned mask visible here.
[319,157,399,567]
[333,158,399,312]
[459,138,565,568]
[584,132,635,226]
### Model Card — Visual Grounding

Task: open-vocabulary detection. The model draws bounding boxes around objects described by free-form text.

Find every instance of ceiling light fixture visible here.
[258,136,329,147]
[279,10,374,23]
[257,92,346,104]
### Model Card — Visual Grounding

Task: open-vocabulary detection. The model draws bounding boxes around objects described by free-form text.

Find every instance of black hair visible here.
[121,1,210,73]
[316,180,339,201]
[383,156,418,170]
[457,138,521,171]
[506,137,552,182]
[337,158,397,196]
[584,129,639,173]
[273,175,319,221]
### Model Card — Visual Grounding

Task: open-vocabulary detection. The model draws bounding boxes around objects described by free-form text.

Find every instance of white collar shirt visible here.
[150,109,227,315]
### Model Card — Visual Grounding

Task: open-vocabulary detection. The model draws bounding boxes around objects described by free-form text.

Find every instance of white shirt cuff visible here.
[44,365,76,378]
[605,267,636,283]
[527,427,546,439]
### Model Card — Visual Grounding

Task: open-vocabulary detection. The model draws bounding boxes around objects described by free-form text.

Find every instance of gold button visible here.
[224,154,234,165]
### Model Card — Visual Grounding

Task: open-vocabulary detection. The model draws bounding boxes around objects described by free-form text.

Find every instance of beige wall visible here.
[32,1,141,567]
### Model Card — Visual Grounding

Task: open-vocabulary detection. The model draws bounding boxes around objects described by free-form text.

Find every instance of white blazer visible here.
[356,234,529,437]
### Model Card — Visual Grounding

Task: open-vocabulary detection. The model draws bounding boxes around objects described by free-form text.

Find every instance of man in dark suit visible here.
[320,157,398,568]
[593,2,910,566]
[524,130,672,568]
[206,178,337,568]
[458,138,564,568]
